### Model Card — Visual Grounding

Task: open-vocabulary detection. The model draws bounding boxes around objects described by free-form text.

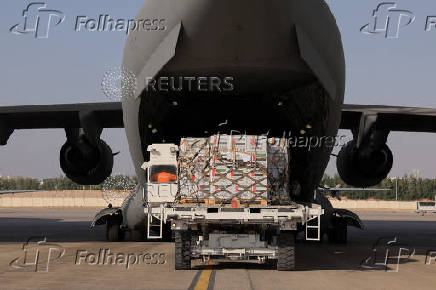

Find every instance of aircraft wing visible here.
[341,104,436,133]
[0,102,123,145]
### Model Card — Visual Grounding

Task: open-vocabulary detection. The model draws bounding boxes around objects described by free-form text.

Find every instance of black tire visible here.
[107,222,123,242]
[162,222,174,242]
[130,229,145,241]
[329,218,347,244]
[175,231,191,270]
[277,231,296,271]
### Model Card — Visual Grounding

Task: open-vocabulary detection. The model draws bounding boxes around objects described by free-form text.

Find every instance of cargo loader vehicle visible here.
[142,135,323,271]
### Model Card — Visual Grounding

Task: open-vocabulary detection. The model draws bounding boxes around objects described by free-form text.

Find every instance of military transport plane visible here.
[2,0,436,242]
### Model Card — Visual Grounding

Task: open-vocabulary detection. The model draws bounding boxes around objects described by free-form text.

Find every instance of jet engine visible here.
[336,140,393,188]
[60,135,113,185]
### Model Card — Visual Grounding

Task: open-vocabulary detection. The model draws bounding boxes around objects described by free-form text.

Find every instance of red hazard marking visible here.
[231,170,234,177]
[192,175,195,181]
[212,168,216,176]
[253,185,256,192]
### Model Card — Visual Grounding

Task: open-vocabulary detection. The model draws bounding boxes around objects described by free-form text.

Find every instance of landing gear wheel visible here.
[162,222,173,242]
[106,222,124,242]
[175,230,191,270]
[329,218,347,244]
[130,229,145,241]
[277,231,296,271]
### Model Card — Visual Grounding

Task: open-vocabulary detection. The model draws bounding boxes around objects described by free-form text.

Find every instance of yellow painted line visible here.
[193,269,213,290]
[190,262,216,290]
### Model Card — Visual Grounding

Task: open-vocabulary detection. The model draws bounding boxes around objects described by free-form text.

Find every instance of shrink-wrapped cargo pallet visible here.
[177,135,290,204]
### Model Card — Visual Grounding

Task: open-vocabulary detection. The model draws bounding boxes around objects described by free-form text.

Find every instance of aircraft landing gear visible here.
[162,222,174,242]
[328,217,347,244]
[106,219,124,242]
[130,229,146,241]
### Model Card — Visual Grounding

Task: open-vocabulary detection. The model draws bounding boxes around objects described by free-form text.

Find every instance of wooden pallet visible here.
[179,197,268,207]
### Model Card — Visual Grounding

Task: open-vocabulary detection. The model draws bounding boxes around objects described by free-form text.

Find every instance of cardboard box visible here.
[178,135,290,203]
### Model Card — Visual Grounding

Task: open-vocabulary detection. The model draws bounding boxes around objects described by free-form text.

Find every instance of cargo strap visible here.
[176,135,290,204]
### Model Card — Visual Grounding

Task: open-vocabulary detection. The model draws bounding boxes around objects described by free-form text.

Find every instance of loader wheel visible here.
[329,218,348,244]
[277,231,296,271]
[175,230,191,270]
[107,222,124,242]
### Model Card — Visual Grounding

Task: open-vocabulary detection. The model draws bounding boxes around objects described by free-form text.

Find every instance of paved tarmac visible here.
[1,208,436,290]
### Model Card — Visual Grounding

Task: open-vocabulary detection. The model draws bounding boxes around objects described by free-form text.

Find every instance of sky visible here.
[1,0,436,179]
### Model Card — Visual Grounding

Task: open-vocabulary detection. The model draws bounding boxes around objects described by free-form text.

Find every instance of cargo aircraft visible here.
[2,0,436,242]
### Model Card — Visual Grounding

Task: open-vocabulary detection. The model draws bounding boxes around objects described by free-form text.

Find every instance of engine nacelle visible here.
[60,135,113,185]
[336,140,393,188]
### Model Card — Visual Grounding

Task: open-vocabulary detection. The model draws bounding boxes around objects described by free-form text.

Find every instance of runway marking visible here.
[246,269,255,290]
[195,269,214,290]
[188,264,216,290]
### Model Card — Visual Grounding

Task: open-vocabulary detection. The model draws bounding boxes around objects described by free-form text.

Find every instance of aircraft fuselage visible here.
[119,0,345,229]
